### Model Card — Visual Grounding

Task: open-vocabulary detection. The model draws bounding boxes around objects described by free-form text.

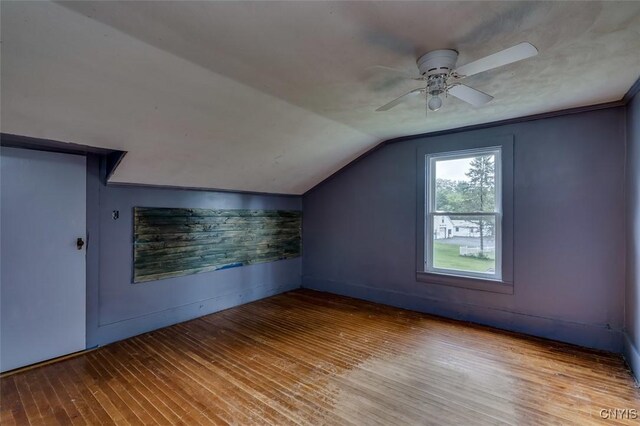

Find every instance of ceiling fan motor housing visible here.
[416,49,459,77]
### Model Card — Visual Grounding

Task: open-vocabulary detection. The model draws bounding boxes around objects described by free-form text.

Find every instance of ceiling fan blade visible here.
[453,42,538,78]
[376,89,424,111]
[448,84,493,107]
[369,65,423,81]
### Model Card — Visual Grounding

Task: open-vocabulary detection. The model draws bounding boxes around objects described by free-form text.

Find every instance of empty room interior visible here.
[2,1,640,424]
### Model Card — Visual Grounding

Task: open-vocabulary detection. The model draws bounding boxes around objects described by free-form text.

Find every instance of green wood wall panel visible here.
[133,207,302,283]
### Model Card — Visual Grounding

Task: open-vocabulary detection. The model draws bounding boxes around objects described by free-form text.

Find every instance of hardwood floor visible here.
[1,289,639,425]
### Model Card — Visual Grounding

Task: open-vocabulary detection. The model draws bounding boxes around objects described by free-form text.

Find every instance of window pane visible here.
[432,214,496,274]
[434,154,496,212]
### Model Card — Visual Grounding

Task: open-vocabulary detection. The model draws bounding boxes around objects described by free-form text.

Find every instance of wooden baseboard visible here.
[0,347,97,378]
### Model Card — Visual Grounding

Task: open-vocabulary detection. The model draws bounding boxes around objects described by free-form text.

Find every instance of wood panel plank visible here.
[133,207,301,282]
[0,377,28,426]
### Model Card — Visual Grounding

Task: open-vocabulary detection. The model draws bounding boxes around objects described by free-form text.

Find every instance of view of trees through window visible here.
[429,151,500,276]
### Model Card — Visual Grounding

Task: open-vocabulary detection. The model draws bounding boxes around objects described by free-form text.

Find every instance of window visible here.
[416,135,513,293]
[425,147,502,281]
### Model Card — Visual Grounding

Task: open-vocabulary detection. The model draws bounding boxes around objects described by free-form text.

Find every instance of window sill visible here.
[416,271,514,294]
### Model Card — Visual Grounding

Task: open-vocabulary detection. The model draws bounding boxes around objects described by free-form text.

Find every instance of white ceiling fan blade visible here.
[448,84,493,107]
[369,65,423,81]
[453,42,538,78]
[376,89,423,111]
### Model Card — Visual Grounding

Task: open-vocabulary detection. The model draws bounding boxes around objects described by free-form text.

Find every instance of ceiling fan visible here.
[374,42,538,113]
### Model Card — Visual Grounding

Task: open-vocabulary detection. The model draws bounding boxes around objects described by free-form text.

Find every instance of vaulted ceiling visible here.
[2,1,640,194]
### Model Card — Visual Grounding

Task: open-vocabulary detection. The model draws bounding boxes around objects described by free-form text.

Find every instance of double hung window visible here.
[425,147,502,281]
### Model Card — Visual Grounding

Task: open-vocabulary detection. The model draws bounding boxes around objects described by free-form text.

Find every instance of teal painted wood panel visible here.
[133,207,302,283]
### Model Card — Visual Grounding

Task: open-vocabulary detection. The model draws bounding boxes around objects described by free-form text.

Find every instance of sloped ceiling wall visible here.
[2,1,640,194]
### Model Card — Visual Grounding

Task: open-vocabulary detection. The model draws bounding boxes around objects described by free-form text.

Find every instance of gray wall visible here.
[303,107,626,352]
[86,156,302,347]
[625,92,640,377]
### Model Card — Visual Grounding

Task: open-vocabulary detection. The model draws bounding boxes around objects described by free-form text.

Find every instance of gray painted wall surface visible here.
[303,107,626,352]
[625,92,640,378]
[86,157,302,347]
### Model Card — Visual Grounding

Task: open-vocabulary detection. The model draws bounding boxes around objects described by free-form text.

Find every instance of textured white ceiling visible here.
[2,1,640,194]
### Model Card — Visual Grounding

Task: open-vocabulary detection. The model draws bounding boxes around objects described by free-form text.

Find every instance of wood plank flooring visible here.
[1,289,639,425]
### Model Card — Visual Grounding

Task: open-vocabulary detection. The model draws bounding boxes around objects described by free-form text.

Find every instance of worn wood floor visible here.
[1,289,639,425]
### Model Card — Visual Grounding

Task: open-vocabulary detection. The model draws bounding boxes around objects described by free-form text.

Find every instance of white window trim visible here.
[425,147,503,281]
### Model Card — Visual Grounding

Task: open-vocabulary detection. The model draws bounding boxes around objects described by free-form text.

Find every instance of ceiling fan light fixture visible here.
[428,95,442,111]
[374,42,538,114]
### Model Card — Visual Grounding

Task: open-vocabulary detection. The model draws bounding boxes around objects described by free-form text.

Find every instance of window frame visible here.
[425,147,503,281]
[416,134,514,294]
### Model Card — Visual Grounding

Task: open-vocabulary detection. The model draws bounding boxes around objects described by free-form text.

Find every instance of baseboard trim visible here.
[91,281,299,347]
[98,280,298,327]
[0,347,98,378]
[623,332,640,386]
[302,277,623,353]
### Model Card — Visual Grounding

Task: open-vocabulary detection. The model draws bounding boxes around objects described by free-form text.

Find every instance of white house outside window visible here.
[426,147,502,281]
